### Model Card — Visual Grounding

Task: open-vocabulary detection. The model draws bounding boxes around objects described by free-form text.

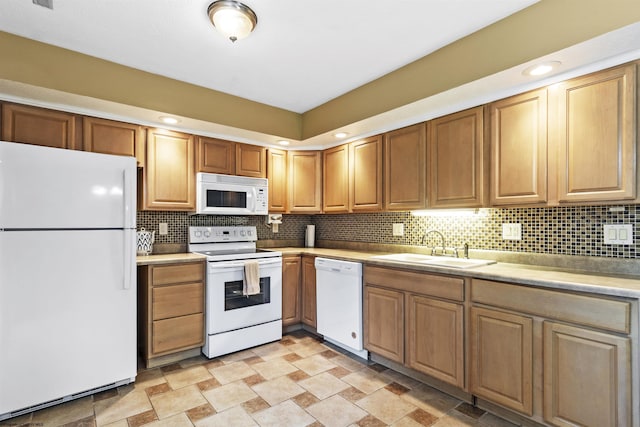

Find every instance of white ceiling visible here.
[0,0,538,113]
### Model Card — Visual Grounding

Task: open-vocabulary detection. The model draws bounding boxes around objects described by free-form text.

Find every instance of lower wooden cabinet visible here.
[543,322,631,427]
[282,255,317,329]
[470,279,634,427]
[138,261,205,366]
[364,285,404,363]
[470,306,533,416]
[301,255,317,327]
[282,255,302,326]
[364,266,465,387]
[407,295,464,388]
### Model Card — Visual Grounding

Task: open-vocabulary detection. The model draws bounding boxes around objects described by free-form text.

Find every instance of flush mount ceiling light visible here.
[159,116,180,125]
[334,132,348,139]
[522,61,562,77]
[208,0,257,42]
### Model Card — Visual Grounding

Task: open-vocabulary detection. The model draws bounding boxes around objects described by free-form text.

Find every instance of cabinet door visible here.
[267,148,288,213]
[236,143,266,178]
[364,285,404,363]
[1,103,79,150]
[196,136,235,174]
[323,144,350,213]
[407,295,464,388]
[470,306,533,416]
[152,313,204,355]
[490,89,547,206]
[301,255,317,327]
[142,128,195,210]
[428,106,485,208]
[552,63,636,203]
[282,256,301,326]
[288,151,322,213]
[83,116,145,167]
[384,123,427,210]
[543,322,631,427]
[350,135,383,212]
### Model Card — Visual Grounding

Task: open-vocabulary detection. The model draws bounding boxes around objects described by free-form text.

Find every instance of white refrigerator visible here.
[0,141,137,420]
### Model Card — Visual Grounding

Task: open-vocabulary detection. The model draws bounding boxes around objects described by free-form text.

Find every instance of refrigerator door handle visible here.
[123,229,134,290]
[123,168,135,229]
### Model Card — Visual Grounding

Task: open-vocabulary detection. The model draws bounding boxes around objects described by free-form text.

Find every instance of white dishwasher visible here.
[315,258,368,359]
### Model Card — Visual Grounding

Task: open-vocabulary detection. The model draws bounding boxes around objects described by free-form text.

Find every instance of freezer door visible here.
[0,230,137,415]
[0,141,136,229]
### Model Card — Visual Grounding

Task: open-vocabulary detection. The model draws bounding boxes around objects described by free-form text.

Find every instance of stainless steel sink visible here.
[370,253,496,269]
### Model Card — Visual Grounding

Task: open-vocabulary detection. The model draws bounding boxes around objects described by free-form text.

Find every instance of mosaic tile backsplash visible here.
[138,204,640,259]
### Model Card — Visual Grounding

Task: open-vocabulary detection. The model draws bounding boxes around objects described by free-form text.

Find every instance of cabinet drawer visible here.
[151,262,204,286]
[152,313,204,355]
[471,279,630,334]
[152,282,204,320]
[365,266,464,301]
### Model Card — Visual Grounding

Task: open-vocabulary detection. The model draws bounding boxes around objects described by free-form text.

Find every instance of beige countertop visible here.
[137,247,640,298]
[136,253,206,266]
[276,247,640,299]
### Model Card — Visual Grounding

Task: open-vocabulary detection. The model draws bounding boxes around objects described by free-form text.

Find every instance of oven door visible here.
[205,257,282,334]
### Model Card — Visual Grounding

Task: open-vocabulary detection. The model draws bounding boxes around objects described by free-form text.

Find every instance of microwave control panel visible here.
[256,188,267,212]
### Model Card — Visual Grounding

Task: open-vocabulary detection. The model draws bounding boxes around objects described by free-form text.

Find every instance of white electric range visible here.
[189,226,282,358]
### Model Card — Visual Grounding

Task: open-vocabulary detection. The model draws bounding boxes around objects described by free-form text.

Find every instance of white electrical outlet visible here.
[159,223,168,235]
[392,223,404,237]
[603,224,633,245]
[502,223,522,240]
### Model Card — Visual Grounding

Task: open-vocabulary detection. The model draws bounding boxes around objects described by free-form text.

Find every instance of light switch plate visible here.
[603,224,633,245]
[392,223,404,237]
[502,223,522,240]
[159,223,168,235]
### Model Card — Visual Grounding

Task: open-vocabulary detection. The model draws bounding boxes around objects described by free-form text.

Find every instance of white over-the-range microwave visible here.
[196,172,268,215]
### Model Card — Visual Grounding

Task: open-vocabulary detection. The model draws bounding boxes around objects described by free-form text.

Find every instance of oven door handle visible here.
[207,258,282,270]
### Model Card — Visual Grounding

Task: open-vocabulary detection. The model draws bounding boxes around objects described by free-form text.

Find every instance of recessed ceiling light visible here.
[159,116,180,125]
[334,132,348,139]
[522,61,561,77]
[278,140,290,146]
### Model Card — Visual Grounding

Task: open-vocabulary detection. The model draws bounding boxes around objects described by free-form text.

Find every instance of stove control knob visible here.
[240,230,246,236]
[204,231,211,237]
[247,230,253,236]
[194,231,202,238]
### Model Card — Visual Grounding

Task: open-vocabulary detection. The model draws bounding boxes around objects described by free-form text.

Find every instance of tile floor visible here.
[0,332,518,427]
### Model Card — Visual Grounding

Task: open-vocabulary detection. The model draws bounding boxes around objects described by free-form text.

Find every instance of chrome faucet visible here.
[422,229,446,256]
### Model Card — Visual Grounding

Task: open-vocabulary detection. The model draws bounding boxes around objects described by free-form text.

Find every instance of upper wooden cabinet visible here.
[196,136,235,175]
[236,143,266,178]
[323,144,350,213]
[489,89,548,206]
[428,106,486,208]
[323,136,383,213]
[196,137,266,178]
[140,128,196,211]
[384,123,427,210]
[350,135,383,212]
[550,63,637,203]
[1,103,80,150]
[82,116,145,167]
[288,150,322,213]
[267,148,288,213]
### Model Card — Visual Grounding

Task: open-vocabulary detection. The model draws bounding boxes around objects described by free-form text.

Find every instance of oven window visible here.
[206,189,247,209]
[225,278,271,310]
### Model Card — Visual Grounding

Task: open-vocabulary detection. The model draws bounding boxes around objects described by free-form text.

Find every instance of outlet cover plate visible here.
[392,223,404,237]
[502,223,522,240]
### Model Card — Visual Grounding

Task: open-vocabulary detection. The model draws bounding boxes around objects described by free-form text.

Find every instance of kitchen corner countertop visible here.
[136,253,206,266]
[275,247,640,299]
